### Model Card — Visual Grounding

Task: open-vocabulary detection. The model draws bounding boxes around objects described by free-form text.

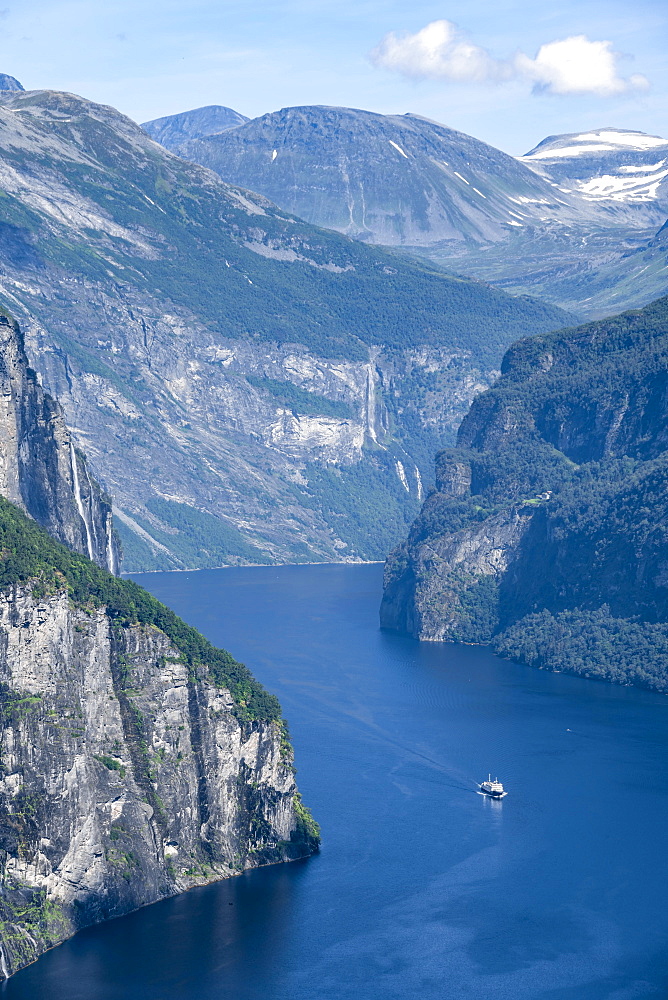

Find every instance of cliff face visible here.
[381,296,668,691]
[0,314,118,573]
[382,508,533,641]
[0,578,315,978]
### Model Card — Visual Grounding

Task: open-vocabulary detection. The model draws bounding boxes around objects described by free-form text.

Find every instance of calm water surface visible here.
[5,563,668,1000]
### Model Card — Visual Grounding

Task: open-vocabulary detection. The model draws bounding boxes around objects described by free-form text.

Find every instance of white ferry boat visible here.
[479,775,506,798]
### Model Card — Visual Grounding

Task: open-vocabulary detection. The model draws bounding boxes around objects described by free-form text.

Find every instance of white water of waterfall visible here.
[83,460,100,554]
[415,465,424,501]
[106,512,117,576]
[70,441,94,560]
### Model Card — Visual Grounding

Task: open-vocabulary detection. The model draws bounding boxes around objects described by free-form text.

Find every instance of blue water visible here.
[5,563,668,1000]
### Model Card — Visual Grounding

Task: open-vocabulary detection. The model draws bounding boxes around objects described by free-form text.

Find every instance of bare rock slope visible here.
[0,571,316,979]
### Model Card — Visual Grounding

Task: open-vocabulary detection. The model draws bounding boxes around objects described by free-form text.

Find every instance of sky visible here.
[1,0,667,154]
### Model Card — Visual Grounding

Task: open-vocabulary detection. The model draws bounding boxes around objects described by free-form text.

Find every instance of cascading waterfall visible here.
[415,465,424,501]
[83,459,100,554]
[105,511,117,576]
[70,440,94,561]
[364,366,379,444]
[0,942,9,980]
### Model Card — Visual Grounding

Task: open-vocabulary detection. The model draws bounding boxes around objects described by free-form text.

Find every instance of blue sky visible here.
[1,0,666,153]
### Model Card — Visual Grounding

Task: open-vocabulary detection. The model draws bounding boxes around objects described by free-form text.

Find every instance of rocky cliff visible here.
[0,312,118,573]
[0,499,318,979]
[382,295,668,691]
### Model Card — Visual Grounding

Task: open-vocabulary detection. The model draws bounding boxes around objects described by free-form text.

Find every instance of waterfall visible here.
[415,465,424,501]
[70,441,94,560]
[365,367,378,444]
[105,511,117,576]
[0,942,9,980]
[395,460,410,493]
[83,459,100,554]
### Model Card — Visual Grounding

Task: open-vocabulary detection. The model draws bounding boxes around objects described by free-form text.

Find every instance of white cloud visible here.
[370,20,513,84]
[516,36,649,96]
[370,21,649,98]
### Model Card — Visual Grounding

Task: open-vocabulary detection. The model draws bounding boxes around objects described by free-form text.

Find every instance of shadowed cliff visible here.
[382,295,668,691]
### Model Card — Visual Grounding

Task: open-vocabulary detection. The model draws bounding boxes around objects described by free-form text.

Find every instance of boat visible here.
[479,774,506,798]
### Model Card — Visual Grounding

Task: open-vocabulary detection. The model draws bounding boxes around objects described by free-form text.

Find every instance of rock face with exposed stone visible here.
[381,295,668,693]
[0,312,118,572]
[0,584,316,979]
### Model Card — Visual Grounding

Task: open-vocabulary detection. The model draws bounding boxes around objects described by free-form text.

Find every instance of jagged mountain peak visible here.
[0,73,23,91]
[141,104,249,151]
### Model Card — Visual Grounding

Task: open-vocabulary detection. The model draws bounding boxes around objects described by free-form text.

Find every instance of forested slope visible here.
[381,295,668,691]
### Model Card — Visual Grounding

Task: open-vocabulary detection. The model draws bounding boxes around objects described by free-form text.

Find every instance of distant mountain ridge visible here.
[0,74,23,92]
[151,103,667,318]
[141,104,249,150]
[172,104,612,247]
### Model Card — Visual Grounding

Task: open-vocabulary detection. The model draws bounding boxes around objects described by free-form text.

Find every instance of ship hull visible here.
[479,786,506,798]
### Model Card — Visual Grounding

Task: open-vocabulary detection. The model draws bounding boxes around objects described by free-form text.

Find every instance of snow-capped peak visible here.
[523,128,668,160]
[519,128,668,211]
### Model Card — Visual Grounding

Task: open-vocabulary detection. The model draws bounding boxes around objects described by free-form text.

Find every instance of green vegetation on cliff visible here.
[246,376,354,420]
[495,606,668,692]
[385,296,668,692]
[0,496,280,720]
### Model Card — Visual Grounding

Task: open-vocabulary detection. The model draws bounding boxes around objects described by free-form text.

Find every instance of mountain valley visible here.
[0,86,570,570]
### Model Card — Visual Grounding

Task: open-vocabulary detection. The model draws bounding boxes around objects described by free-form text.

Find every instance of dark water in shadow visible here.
[5,563,668,999]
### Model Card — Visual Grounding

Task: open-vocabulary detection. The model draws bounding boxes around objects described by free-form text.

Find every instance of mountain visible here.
[0,307,317,979]
[141,104,249,150]
[430,129,668,319]
[0,88,571,571]
[173,104,610,247]
[427,213,668,320]
[168,105,668,320]
[0,75,23,92]
[0,309,117,571]
[381,295,668,693]
[521,128,668,222]
[0,477,318,982]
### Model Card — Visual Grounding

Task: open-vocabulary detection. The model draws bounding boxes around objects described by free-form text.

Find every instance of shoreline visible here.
[123,559,384,577]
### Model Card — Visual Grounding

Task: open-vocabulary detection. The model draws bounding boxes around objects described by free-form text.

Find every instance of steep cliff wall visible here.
[381,296,668,691]
[0,500,318,979]
[0,313,118,573]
